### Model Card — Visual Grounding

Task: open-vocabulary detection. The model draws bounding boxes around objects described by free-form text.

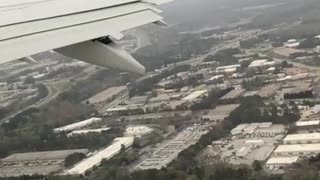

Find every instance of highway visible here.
[0,65,99,126]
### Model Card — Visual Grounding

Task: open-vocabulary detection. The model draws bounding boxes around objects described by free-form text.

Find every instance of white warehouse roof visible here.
[66,137,134,175]
[274,144,320,153]
[295,120,320,127]
[67,128,111,137]
[182,90,208,101]
[283,133,320,142]
[125,126,153,137]
[249,59,275,68]
[216,64,241,71]
[266,156,299,165]
[54,117,102,133]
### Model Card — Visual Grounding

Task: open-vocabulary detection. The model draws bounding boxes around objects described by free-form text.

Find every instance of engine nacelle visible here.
[56,40,145,75]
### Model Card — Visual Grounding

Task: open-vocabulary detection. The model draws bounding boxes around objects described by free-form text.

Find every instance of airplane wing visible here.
[0,0,172,74]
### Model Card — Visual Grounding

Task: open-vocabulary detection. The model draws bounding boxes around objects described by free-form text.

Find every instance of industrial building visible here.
[274,144,320,156]
[215,136,279,165]
[208,122,287,166]
[248,59,275,68]
[257,84,281,98]
[0,149,88,177]
[283,133,320,144]
[231,123,287,138]
[182,90,208,101]
[66,137,134,175]
[216,64,241,73]
[241,91,258,97]
[253,125,286,138]
[117,111,192,122]
[135,125,208,170]
[293,120,320,132]
[219,88,246,101]
[231,123,250,135]
[266,156,299,170]
[85,86,128,109]
[201,104,240,122]
[125,126,153,137]
[272,47,304,59]
[67,127,111,137]
[105,104,144,115]
[148,94,171,103]
[53,117,102,133]
[128,95,149,105]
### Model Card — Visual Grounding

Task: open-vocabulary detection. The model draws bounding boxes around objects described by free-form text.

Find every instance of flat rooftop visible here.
[68,128,110,137]
[2,149,89,162]
[257,84,281,98]
[283,133,320,142]
[295,120,320,126]
[242,91,258,97]
[86,86,127,104]
[118,111,191,122]
[54,117,102,132]
[274,143,320,153]
[219,89,246,100]
[212,104,240,114]
[135,125,208,170]
[204,104,240,121]
[266,156,299,165]
[273,47,304,57]
[0,164,62,177]
[66,137,133,175]
[125,126,153,137]
[182,90,208,101]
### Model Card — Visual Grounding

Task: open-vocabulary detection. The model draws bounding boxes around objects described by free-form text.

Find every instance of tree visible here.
[298,38,320,49]
[24,76,36,84]
[132,137,141,149]
[36,84,49,98]
[252,160,262,172]
[121,144,126,152]
[64,153,86,167]
[281,61,293,68]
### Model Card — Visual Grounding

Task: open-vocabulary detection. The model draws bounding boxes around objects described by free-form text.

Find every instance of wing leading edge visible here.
[0,0,172,74]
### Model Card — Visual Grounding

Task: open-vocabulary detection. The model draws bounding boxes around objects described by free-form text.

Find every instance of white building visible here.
[288,39,297,43]
[295,120,320,127]
[245,139,264,148]
[182,90,208,101]
[248,59,275,68]
[67,128,111,137]
[231,124,249,135]
[266,156,299,169]
[53,117,102,133]
[283,133,320,145]
[236,146,252,158]
[125,126,153,137]
[253,125,286,137]
[274,143,320,156]
[66,137,134,175]
[284,42,300,48]
[294,120,320,132]
[216,64,241,73]
[312,105,320,114]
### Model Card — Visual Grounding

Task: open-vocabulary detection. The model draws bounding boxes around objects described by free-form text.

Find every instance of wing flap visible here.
[0,3,160,41]
[0,0,140,26]
[0,10,162,64]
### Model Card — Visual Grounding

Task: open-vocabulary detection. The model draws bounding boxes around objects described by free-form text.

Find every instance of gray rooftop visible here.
[2,149,89,162]
[220,89,246,100]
